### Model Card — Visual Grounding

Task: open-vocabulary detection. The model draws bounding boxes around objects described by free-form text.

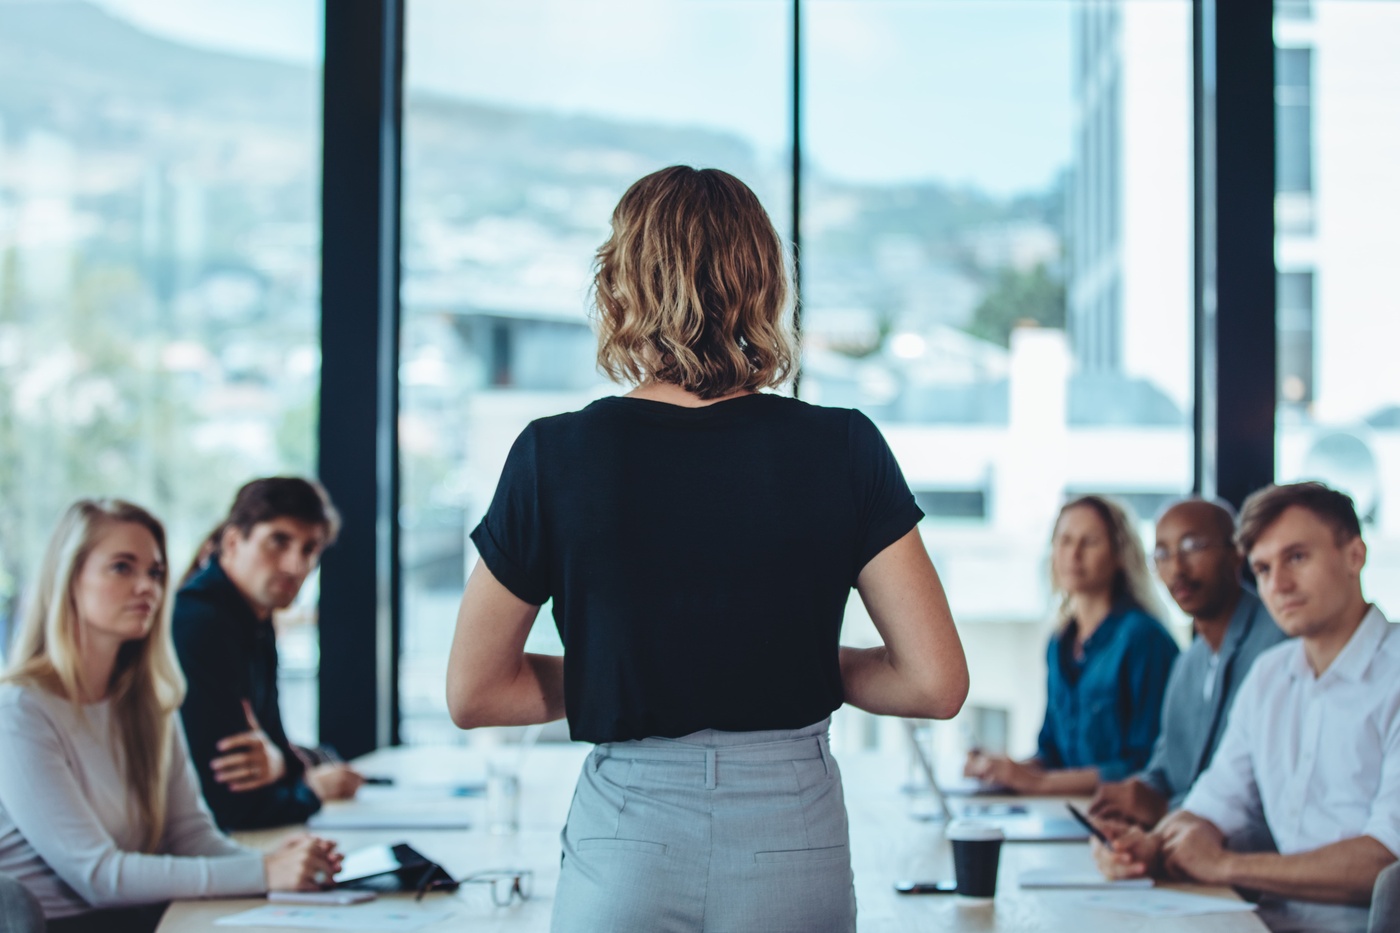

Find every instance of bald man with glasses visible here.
[1089,498,1286,830]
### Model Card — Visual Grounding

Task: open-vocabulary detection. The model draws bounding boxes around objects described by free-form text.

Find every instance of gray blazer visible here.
[1138,587,1287,808]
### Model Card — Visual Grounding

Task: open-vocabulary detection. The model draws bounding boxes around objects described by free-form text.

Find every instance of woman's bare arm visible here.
[841,528,969,719]
[445,560,565,729]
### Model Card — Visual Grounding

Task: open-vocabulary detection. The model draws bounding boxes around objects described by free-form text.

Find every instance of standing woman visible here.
[447,166,969,933]
[0,500,339,933]
[965,495,1179,796]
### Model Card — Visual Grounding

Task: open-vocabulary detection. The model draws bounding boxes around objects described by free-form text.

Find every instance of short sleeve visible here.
[470,423,551,605]
[848,410,924,578]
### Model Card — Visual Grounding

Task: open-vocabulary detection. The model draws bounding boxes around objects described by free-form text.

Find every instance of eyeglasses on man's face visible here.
[1152,535,1226,566]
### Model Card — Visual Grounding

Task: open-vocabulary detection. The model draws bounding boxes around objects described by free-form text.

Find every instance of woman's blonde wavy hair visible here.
[2,499,186,853]
[592,166,796,399]
[1050,494,1165,628]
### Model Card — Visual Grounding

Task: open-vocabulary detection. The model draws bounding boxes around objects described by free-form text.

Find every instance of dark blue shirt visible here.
[173,560,322,829]
[1036,603,1180,781]
[471,394,923,743]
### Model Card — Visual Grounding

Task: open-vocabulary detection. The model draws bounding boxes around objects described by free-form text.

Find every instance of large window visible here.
[398,0,791,744]
[393,1,1195,758]
[0,1,322,740]
[804,0,1194,759]
[19,2,1360,759]
[1274,1,1400,617]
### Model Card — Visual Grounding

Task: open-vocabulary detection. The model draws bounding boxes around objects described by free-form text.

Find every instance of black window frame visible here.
[317,0,1278,752]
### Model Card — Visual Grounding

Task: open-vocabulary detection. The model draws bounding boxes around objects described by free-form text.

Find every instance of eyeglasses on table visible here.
[415,866,533,907]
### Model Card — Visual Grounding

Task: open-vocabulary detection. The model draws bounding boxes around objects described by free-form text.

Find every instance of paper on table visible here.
[355,783,484,803]
[214,901,458,931]
[1056,889,1258,916]
[1018,868,1153,889]
[308,797,473,830]
[309,811,472,830]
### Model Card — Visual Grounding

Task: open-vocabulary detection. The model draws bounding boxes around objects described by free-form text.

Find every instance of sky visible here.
[90,0,323,63]
[89,0,1091,197]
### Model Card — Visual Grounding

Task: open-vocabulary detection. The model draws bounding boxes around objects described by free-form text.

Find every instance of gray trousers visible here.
[552,718,856,933]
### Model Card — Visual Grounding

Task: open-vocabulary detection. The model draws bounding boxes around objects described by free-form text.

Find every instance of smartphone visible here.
[894,880,958,895]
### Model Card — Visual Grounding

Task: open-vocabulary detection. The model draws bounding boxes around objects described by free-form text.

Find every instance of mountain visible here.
[0,1,761,181]
[0,1,318,136]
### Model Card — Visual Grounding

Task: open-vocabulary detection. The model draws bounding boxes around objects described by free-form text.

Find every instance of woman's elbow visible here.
[925,669,970,720]
[445,678,494,730]
[447,704,483,731]
[69,868,125,910]
[906,660,969,720]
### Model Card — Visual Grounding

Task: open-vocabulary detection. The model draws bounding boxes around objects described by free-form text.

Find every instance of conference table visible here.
[158,744,1267,932]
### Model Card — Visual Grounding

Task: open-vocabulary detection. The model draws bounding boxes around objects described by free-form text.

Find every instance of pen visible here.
[1065,803,1111,845]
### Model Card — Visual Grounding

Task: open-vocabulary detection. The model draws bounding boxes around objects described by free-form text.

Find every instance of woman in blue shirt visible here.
[966,495,1178,796]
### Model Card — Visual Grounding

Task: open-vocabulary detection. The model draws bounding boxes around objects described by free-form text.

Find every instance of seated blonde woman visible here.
[0,500,340,933]
[965,495,1179,796]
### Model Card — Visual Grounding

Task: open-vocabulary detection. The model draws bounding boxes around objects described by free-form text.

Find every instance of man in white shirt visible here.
[1093,482,1399,932]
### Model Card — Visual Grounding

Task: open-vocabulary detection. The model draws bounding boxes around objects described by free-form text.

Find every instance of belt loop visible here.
[817,734,832,776]
[592,747,604,772]
[705,748,717,789]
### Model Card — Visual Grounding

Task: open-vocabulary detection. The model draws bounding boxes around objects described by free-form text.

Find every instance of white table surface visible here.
[158,743,1267,933]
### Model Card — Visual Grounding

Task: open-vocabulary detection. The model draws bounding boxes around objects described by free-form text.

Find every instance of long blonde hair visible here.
[2,499,186,852]
[1051,495,1165,627]
[592,166,796,399]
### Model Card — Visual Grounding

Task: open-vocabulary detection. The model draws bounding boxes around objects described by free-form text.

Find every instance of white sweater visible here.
[0,683,267,918]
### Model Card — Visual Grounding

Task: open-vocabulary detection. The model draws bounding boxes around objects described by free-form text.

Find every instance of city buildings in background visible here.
[1082,0,1400,590]
[1,1,1396,763]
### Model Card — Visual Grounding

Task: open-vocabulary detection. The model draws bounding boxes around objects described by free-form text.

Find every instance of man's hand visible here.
[1090,822,1162,880]
[1089,778,1168,828]
[212,700,287,792]
[304,763,365,802]
[1160,818,1231,885]
[963,751,1044,794]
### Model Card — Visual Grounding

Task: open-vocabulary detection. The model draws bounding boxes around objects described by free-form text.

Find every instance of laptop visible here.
[900,719,1090,844]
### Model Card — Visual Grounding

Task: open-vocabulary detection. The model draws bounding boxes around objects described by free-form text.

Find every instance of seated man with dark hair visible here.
[1094,482,1399,933]
[1089,498,1286,830]
[174,477,364,830]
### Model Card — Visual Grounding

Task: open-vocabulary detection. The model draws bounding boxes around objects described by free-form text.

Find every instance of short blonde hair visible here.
[592,166,796,399]
[3,499,185,852]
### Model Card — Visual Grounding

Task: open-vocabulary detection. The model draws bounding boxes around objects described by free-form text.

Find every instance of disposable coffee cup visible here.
[947,819,1004,899]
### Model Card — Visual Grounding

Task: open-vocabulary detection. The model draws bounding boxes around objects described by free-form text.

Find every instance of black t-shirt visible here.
[469,393,923,744]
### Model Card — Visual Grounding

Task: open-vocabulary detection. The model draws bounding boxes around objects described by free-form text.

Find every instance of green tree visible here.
[965,263,1066,347]
[0,255,255,641]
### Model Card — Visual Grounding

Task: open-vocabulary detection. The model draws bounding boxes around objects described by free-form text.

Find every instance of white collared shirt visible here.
[1182,605,1400,858]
